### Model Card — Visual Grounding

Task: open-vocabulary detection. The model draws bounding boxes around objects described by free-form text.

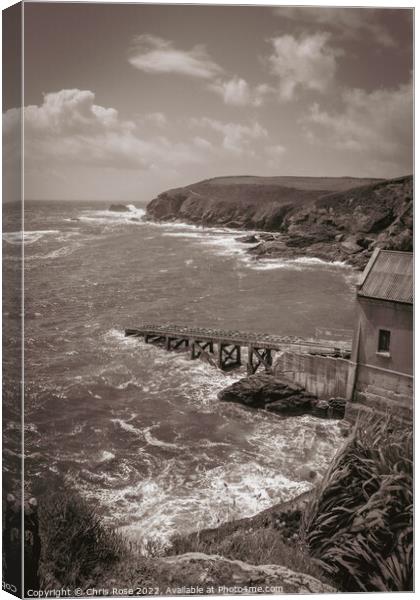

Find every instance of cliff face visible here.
[146,175,381,230]
[145,175,413,269]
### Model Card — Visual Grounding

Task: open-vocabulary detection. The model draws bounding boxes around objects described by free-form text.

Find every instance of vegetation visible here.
[169,525,327,584]
[38,489,128,589]
[303,415,413,592]
[35,416,412,593]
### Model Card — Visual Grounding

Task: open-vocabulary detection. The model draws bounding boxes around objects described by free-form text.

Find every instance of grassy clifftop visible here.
[146,175,382,230]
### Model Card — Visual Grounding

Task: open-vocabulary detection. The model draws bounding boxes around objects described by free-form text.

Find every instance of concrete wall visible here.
[274,351,349,399]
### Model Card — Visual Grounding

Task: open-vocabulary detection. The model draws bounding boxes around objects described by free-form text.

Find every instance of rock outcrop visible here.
[146,175,413,269]
[218,373,346,418]
[157,553,336,594]
[109,203,130,212]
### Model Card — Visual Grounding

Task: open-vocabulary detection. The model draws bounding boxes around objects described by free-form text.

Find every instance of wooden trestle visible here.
[125,323,351,374]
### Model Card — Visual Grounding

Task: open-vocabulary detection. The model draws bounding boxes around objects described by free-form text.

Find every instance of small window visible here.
[378,329,391,354]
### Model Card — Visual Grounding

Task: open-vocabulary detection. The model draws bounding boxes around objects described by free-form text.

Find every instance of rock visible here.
[145,175,412,267]
[109,203,130,212]
[218,374,347,419]
[218,374,292,408]
[218,374,321,416]
[157,553,336,594]
[225,220,245,229]
[328,397,346,418]
[356,236,375,249]
[265,394,315,415]
[235,234,259,244]
[311,400,330,418]
[340,237,363,254]
[258,232,277,241]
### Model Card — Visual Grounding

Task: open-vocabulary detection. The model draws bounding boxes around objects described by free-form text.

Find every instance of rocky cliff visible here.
[146,174,413,269]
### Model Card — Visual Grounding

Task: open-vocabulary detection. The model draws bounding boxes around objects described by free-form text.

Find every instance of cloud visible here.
[209,76,272,107]
[264,144,286,170]
[5,89,210,171]
[190,117,268,154]
[275,7,396,48]
[302,82,413,174]
[128,35,272,108]
[128,34,223,79]
[141,112,167,127]
[268,33,338,101]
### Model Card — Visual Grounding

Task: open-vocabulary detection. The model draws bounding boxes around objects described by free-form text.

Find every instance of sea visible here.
[3,200,357,551]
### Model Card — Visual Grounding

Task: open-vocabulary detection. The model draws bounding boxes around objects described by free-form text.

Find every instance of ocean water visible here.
[3,200,357,551]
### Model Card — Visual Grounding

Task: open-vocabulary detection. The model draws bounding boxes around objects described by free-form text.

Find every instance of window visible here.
[377,329,391,354]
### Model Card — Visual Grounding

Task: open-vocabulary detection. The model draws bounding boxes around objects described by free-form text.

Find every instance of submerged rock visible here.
[109,203,130,212]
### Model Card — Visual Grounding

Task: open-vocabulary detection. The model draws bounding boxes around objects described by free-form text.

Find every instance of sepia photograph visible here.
[2,1,413,597]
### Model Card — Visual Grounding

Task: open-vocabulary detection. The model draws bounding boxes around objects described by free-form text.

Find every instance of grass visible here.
[169,526,327,584]
[38,488,129,590]
[35,415,412,593]
[303,414,413,592]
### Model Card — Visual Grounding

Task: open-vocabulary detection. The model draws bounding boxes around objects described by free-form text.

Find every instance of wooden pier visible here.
[125,323,351,374]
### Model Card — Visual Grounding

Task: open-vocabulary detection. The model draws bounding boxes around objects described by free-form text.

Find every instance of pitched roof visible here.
[357,249,413,304]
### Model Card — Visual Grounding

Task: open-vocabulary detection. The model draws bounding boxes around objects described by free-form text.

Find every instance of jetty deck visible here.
[125,323,351,374]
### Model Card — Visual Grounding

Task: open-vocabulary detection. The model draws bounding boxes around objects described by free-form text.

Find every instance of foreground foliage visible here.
[303,416,413,592]
[39,489,128,589]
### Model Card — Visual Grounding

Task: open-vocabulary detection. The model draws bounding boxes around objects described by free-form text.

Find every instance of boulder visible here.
[158,553,336,594]
[218,374,293,408]
[225,220,245,229]
[235,234,259,244]
[265,394,315,415]
[258,232,277,241]
[328,397,346,418]
[218,374,321,416]
[311,400,330,418]
[340,237,363,254]
[109,203,130,212]
[218,374,346,419]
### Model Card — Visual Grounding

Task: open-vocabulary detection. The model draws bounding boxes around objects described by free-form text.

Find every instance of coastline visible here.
[144,174,413,272]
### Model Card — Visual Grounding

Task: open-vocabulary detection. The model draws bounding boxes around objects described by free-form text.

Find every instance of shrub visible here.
[303,415,413,591]
[38,489,127,590]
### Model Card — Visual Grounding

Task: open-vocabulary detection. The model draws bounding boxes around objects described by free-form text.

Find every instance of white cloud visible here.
[5,89,210,171]
[276,7,396,48]
[302,82,413,174]
[209,76,272,107]
[268,33,338,101]
[142,112,167,127]
[128,34,223,79]
[191,117,268,154]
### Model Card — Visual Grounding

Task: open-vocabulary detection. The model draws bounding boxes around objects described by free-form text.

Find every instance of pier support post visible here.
[247,347,273,374]
[192,340,215,360]
[218,343,241,371]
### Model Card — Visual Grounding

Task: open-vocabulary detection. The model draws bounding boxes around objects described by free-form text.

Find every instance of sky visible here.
[2,2,414,202]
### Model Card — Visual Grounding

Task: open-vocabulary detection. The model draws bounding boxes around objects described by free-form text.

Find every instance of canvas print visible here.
[2,2,413,597]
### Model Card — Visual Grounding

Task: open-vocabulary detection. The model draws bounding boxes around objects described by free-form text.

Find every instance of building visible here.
[345,249,413,422]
